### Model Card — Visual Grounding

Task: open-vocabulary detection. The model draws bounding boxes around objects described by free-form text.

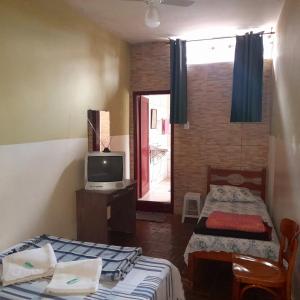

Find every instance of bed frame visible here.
[207,166,266,201]
[188,166,267,287]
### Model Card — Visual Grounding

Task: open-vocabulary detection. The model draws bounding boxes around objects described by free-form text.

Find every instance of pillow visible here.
[210,185,234,202]
[226,186,256,202]
[210,185,256,202]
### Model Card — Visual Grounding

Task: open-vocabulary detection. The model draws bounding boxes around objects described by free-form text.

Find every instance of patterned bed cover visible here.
[184,194,280,264]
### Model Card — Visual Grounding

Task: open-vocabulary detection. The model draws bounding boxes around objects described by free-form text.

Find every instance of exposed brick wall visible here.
[130,42,272,214]
[129,42,170,179]
[130,42,170,92]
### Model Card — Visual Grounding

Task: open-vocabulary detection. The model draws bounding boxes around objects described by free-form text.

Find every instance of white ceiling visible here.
[65,0,283,44]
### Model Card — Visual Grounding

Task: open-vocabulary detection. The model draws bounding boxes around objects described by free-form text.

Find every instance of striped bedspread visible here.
[0,236,185,300]
[0,235,142,281]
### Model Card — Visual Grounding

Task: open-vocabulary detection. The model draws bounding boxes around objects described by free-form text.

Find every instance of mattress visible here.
[0,236,184,300]
[184,193,280,264]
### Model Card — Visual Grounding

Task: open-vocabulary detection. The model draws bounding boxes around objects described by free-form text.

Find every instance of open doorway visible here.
[134,90,173,213]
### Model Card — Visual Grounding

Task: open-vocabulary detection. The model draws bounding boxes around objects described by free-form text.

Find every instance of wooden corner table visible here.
[76,180,136,244]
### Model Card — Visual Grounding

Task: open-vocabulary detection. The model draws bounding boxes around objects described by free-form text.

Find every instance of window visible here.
[186,34,274,65]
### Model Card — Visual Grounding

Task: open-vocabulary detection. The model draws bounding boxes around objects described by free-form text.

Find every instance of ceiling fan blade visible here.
[161,0,195,6]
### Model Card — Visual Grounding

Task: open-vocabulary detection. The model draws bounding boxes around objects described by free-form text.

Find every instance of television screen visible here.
[87,156,123,182]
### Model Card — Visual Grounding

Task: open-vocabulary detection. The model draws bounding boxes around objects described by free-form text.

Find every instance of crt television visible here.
[85,152,126,190]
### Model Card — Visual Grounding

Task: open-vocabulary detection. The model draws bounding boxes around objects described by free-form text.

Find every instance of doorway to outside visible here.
[134,90,173,213]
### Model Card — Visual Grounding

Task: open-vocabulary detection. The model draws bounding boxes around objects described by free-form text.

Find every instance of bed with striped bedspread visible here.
[0,235,184,300]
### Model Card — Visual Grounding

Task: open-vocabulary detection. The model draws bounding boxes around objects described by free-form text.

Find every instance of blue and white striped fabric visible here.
[0,235,142,281]
[0,237,185,300]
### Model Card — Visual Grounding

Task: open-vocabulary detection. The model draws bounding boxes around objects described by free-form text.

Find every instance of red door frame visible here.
[133,90,174,213]
[139,96,150,198]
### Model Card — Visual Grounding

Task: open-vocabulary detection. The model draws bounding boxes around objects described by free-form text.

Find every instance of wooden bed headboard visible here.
[207,166,267,201]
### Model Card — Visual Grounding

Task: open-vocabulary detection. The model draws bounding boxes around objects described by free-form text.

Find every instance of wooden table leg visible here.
[187,253,196,289]
[232,277,240,300]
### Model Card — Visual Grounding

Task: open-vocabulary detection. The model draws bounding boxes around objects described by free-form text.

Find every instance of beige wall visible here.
[268,0,300,296]
[0,0,130,250]
[130,42,272,214]
[0,0,130,145]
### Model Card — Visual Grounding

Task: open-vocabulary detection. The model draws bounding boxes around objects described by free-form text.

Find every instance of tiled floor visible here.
[110,214,273,300]
[139,178,171,202]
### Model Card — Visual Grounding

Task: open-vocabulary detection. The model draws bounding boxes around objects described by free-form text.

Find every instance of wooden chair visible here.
[232,218,300,300]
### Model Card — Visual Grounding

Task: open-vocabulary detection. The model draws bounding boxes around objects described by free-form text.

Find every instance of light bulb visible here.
[145,4,160,28]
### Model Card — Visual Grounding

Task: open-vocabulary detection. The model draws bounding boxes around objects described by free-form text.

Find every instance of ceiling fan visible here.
[120,0,195,28]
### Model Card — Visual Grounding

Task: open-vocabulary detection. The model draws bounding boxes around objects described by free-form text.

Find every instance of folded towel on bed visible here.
[1,235,142,281]
[206,211,266,233]
[1,243,57,286]
[195,217,272,241]
[46,258,102,296]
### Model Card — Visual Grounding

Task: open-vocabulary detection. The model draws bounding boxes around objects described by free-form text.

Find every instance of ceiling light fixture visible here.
[145,1,160,28]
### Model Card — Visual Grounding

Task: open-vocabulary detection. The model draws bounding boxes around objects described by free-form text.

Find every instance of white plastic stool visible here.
[182,192,201,223]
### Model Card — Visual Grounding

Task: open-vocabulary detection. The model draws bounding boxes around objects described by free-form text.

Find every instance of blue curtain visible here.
[230,32,264,122]
[170,39,187,124]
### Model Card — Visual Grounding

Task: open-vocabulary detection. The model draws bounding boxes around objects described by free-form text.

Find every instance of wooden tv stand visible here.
[76,180,136,244]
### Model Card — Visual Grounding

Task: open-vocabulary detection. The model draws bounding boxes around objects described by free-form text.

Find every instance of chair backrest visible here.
[278,218,300,300]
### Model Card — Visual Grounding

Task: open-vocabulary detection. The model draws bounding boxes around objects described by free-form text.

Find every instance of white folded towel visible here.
[1,243,57,286]
[46,258,102,296]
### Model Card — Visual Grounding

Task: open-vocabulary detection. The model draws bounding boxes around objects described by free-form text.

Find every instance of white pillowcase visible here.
[210,184,256,202]
[228,186,256,202]
[210,185,234,202]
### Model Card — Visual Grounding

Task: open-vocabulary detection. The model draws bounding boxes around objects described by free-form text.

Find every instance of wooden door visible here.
[139,96,150,197]
[134,91,173,213]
